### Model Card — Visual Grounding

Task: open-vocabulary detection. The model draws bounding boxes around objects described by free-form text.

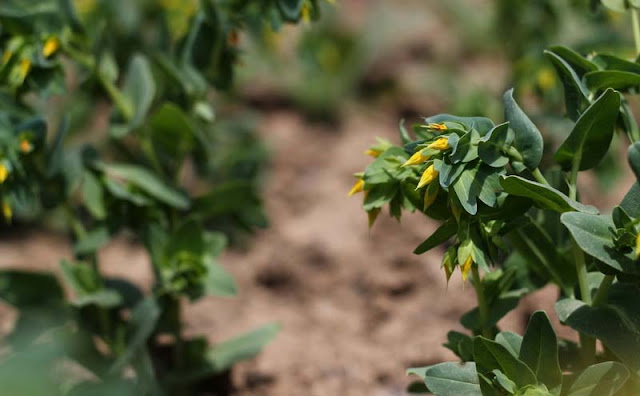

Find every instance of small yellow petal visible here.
[365,149,380,158]
[2,201,12,222]
[348,179,364,197]
[367,207,381,229]
[301,3,311,23]
[19,139,33,153]
[424,183,439,211]
[402,150,430,167]
[461,255,473,282]
[0,165,8,184]
[18,59,31,80]
[428,123,448,132]
[427,137,450,151]
[42,37,60,57]
[416,164,438,189]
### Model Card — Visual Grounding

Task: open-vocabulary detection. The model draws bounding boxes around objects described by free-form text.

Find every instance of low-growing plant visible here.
[0,0,330,394]
[351,2,640,395]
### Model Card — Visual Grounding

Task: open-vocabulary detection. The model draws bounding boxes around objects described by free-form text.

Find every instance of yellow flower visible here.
[19,139,33,153]
[416,164,438,189]
[42,37,60,57]
[367,207,381,229]
[348,179,364,197]
[301,2,311,23]
[2,50,12,64]
[427,137,449,151]
[0,164,8,184]
[424,183,439,211]
[461,255,473,282]
[442,252,454,285]
[365,149,381,158]
[402,150,430,167]
[635,232,640,259]
[18,59,31,80]
[537,68,555,92]
[2,201,11,222]
[427,123,448,132]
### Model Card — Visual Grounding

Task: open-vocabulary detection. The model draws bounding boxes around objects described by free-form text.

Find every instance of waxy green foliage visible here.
[0,0,330,394]
[353,3,640,394]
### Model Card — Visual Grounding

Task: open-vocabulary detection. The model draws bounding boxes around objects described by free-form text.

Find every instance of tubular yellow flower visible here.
[2,201,11,222]
[423,183,439,211]
[2,50,11,64]
[365,149,381,158]
[427,123,448,132]
[301,2,311,23]
[18,59,31,80]
[42,37,60,57]
[416,164,438,189]
[427,137,450,151]
[402,150,430,167]
[19,139,33,153]
[461,255,473,282]
[348,179,364,197]
[0,164,8,184]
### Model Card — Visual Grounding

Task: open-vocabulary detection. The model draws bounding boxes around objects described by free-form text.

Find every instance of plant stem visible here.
[569,159,580,201]
[531,168,550,186]
[632,8,640,55]
[573,240,591,305]
[472,265,492,338]
[593,275,615,307]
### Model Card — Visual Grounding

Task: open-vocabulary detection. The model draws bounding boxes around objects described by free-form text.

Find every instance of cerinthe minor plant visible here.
[351,1,640,395]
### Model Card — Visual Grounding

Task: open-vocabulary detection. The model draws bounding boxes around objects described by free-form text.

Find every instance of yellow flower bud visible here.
[18,59,31,80]
[2,50,12,64]
[2,201,11,222]
[19,139,33,153]
[301,2,311,23]
[42,37,60,57]
[402,150,430,167]
[635,232,640,259]
[537,68,555,92]
[427,137,450,151]
[348,179,364,197]
[461,255,473,282]
[0,165,8,184]
[424,183,439,211]
[365,149,381,158]
[416,164,438,189]
[427,123,448,132]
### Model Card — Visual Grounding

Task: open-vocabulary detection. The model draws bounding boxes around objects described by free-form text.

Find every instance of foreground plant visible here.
[351,2,640,395]
[0,0,331,394]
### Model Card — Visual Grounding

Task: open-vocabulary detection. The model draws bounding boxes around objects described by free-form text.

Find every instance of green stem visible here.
[531,168,550,186]
[505,146,524,163]
[472,265,492,338]
[569,158,580,201]
[593,275,615,307]
[632,8,640,55]
[573,240,591,305]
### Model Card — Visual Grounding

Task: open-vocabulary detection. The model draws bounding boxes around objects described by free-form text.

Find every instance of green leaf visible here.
[601,0,631,12]
[0,270,64,307]
[473,337,537,389]
[628,142,640,181]
[478,122,511,167]
[82,171,106,220]
[408,362,481,396]
[584,71,640,91]
[425,114,495,136]
[543,49,591,121]
[110,298,161,374]
[461,291,523,331]
[73,226,111,255]
[500,176,598,214]
[555,283,640,375]
[562,362,629,396]
[149,103,195,159]
[207,322,280,372]
[554,89,620,171]
[503,89,544,170]
[621,182,640,217]
[413,218,457,254]
[202,232,236,297]
[561,212,639,275]
[103,163,189,209]
[121,54,156,128]
[519,311,562,394]
[495,332,523,358]
[277,0,304,20]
